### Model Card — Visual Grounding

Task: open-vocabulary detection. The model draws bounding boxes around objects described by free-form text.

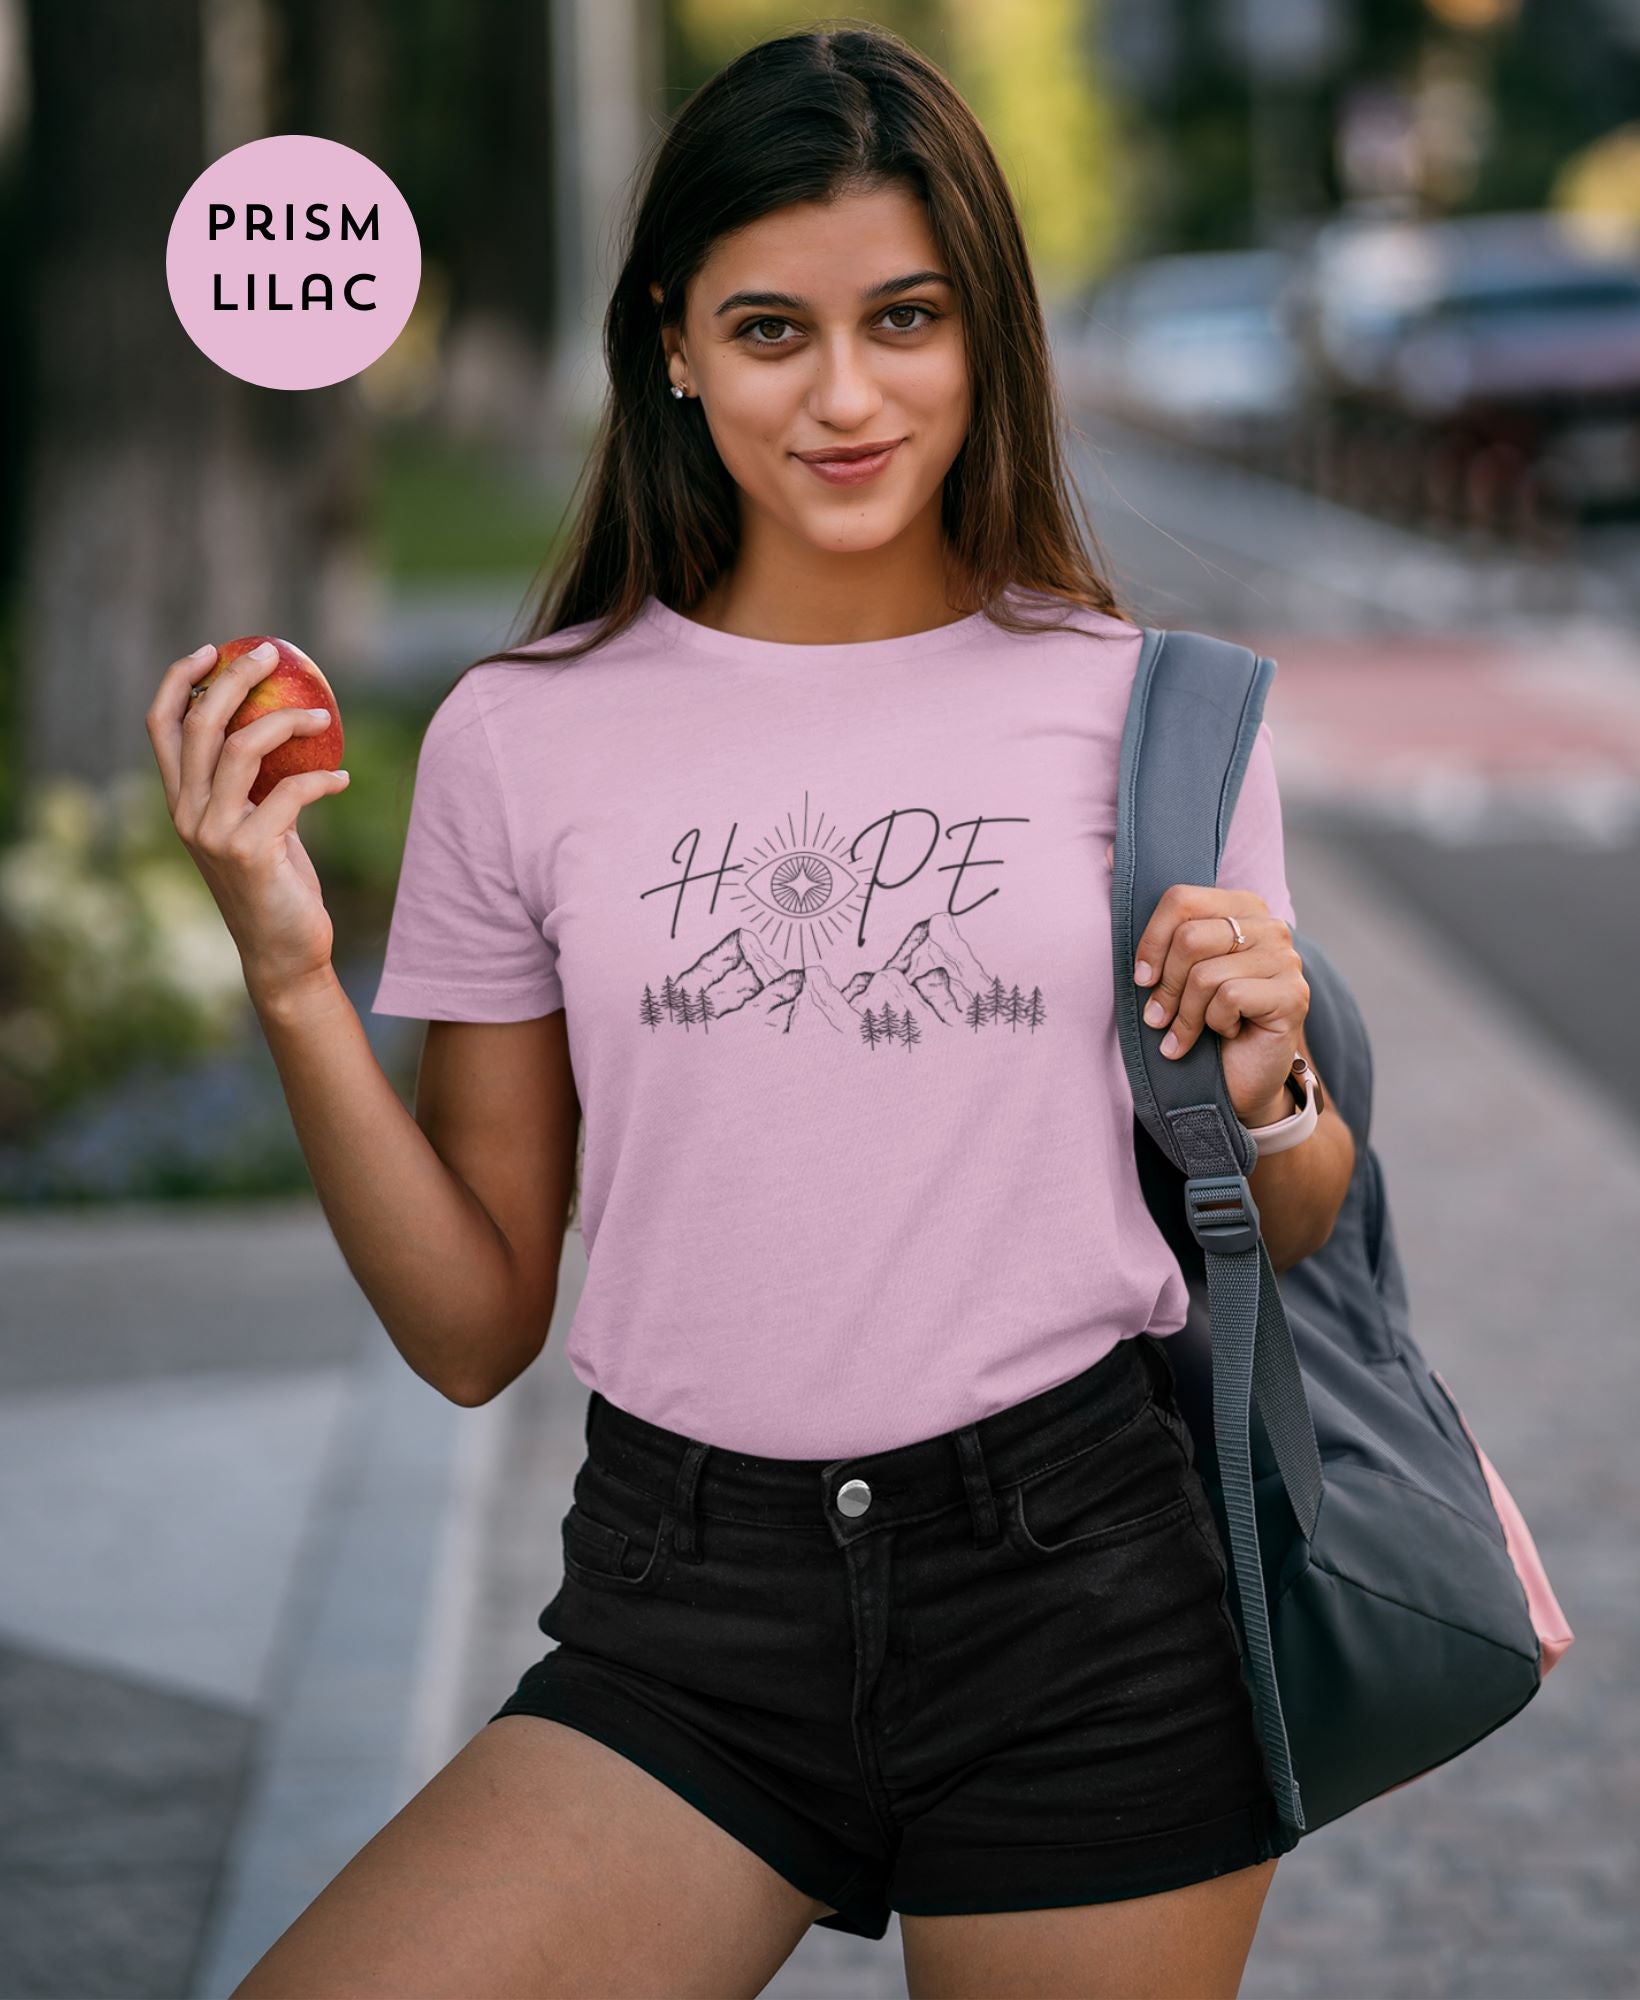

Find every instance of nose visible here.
[805,335,885,429]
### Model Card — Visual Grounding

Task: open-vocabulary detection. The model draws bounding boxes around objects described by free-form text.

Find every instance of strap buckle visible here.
[1184,1173,1262,1254]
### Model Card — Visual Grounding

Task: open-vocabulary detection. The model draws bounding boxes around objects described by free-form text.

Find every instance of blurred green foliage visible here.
[0,771,254,1133]
[378,421,568,578]
[0,689,421,1140]
[0,678,437,1201]
[0,385,573,1202]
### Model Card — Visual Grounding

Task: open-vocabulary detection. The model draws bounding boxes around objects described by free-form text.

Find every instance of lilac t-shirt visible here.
[371,589,1295,1456]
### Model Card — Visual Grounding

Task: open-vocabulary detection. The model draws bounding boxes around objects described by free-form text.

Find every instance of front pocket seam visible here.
[1009,1485,1193,1559]
[562,1503,666,1588]
[563,1505,627,1559]
[563,1549,662,1588]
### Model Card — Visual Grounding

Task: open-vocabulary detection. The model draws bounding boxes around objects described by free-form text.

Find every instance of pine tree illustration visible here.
[697,985,714,1033]
[639,985,664,1031]
[660,974,681,1020]
[987,974,1006,1024]
[677,988,699,1030]
[861,1007,881,1050]
[1026,986,1047,1031]
[1006,983,1025,1029]
[880,1000,900,1043]
[965,991,986,1032]
[903,1009,923,1051]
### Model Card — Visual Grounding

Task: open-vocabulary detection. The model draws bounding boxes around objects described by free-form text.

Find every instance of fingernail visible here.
[1161,1031,1179,1057]
[248,641,278,663]
[190,642,216,663]
[307,707,330,720]
[1134,961,1153,985]
[1144,999,1166,1027]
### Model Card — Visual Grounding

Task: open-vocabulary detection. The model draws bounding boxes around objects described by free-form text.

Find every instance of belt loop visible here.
[669,1439,710,1563]
[953,1425,1001,1547]
[1140,1333,1176,1410]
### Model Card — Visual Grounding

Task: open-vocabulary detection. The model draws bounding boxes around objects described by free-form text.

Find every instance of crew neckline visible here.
[640,589,1005,666]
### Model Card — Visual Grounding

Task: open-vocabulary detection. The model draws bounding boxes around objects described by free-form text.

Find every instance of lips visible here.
[793,439,904,485]
[794,439,904,463]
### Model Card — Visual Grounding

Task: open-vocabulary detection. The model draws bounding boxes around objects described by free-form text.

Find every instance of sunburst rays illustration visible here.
[728,790,866,969]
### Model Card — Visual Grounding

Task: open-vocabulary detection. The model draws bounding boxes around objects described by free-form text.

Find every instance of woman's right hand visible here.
[146,640,352,1006]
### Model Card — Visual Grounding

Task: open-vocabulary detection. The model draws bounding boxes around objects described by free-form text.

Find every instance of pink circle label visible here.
[167,134,420,391]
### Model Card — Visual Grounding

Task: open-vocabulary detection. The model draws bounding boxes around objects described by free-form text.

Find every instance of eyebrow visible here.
[711,271,955,317]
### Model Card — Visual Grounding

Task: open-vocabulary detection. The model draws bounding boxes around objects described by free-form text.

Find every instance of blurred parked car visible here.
[1062,248,1307,453]
[1288,210,1640,525]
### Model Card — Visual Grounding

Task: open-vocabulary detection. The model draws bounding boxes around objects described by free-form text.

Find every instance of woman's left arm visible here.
[1244,1023,1356,1274]
[1133,884,1357,1276]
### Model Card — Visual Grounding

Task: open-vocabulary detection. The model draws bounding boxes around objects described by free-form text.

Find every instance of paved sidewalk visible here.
[0,1198,509,2000]
[0,806,1632,1998]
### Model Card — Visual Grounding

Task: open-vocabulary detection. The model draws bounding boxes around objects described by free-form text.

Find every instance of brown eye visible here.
[736,316,797,347]
[882,303,942,333]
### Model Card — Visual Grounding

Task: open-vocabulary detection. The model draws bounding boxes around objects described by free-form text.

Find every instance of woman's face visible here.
[654,183,970,557]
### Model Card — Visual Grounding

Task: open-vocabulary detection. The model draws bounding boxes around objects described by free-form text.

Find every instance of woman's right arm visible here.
[248,971,576,1405]
[147,642,572,1406]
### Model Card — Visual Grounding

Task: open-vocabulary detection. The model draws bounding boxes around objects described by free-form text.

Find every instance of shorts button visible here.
[835,1477,873,1518]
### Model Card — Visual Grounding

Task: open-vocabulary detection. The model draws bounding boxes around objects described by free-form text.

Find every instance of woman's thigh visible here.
[900,1855,1280,2000]
[229,1714,832,2000]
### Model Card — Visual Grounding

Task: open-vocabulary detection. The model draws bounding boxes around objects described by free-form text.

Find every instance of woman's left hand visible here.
[1131,882,1308,1128]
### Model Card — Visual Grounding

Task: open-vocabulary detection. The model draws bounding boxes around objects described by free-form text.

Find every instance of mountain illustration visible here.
[842,912,992,1024]
[643,910,1043,1042]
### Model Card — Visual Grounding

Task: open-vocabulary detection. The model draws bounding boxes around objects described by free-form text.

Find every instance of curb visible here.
[187,1330,510,1998]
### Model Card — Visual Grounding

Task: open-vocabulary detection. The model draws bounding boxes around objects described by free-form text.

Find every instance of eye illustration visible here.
[733,797,864,960]
[742,848,859,917]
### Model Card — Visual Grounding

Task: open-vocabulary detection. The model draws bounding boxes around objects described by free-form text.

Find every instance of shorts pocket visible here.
[1005,1403,1194,1560]
[561,1463,672,1591]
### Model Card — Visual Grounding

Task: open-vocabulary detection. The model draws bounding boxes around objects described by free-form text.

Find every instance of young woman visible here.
[151,23,1354,2000]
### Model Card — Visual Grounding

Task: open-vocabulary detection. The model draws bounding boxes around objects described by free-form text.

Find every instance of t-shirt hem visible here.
[370,975,565,1023]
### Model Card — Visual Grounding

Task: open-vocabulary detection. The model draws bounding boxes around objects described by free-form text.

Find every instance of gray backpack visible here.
[1112,623,1573,1851]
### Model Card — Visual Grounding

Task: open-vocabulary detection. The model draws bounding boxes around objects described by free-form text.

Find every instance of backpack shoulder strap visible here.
[1113,622,1323,1843]
[1113,625,1275,1181]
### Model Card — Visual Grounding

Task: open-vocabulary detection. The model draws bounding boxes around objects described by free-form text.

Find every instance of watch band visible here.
[1246,1056,1321,1155]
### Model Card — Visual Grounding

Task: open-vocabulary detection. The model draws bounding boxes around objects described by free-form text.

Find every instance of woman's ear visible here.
[650,282,690,384]
[657,327,689,393]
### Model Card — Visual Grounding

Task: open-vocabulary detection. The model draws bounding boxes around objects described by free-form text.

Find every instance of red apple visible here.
[190,635,344,805]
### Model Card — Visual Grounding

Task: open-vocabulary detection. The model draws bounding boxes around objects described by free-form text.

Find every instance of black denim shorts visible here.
[489,1332,1282,1940]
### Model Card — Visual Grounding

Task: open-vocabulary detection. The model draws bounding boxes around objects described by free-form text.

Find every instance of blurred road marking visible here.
[1244,625,1640,844]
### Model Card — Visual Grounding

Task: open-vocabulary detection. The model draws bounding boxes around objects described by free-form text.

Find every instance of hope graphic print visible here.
[636,792,1048,1043]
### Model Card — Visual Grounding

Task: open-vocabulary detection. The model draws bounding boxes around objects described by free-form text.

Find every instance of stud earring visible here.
[671,383,687,399]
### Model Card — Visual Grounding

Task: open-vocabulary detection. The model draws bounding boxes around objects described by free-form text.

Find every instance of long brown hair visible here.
[443,19,1131,701]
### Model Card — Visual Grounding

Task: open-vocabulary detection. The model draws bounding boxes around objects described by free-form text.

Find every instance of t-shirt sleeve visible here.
[369,671,565,1022]
[1215,718,1296,928]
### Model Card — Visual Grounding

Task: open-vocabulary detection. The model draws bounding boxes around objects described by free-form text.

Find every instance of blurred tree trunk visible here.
[540,0,664,460]
[434,0,557,461]
[20,0,384,792]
